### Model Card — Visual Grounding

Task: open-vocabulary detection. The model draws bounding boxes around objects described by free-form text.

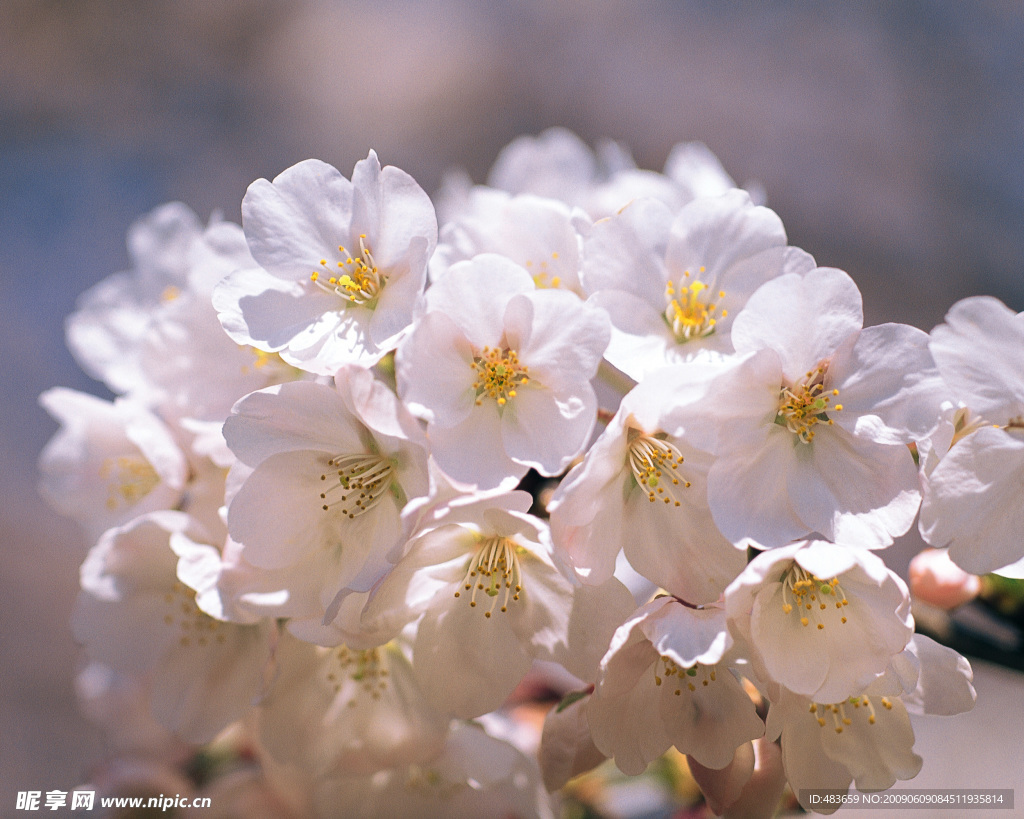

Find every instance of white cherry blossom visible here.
[725,541,914,705]
[223,367,430,619]
[549,363,745,605]
[397,253,609,489]
[65,202,204,396]
[360,487,633,719]
[430,188,588,294]
[312,719,556,819]
[72,512,276,743]
[581,191,798,379]
[214,152,437,374]
[256,633,448,778]
[586,598,764,775]
[920,295,1024,574]
[38,388,188,540]
[688,266,948,548]
[766,633,974,814]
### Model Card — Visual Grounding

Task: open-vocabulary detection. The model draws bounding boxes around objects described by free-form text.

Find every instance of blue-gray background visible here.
[2,0,1022,804]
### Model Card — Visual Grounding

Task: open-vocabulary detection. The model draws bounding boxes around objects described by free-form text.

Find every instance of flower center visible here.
[324,645,389,704]
[776,364,842,444]
[471,346,530,407]
[453,536,523,618]
[319,453,396,519]
[309,234,384,306]
[525,252,563,289]
[808,695,893,733]
[100,455,160,511]
[781,565,850,630]
[664,269,726,342]
[627,432,691,505]
[162,581,227,648]
[654,656,717,695]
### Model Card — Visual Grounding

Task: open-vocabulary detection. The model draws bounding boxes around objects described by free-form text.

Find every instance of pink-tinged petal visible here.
[580,197,673,304]
[930,295,1024,421]
[900,634,975,717]
[282,306,388,372]
[792,540,860,579]
[744,545,913,704]
[429,401,526,490]
[366,243,425,348]
[921,426,1024,574]
[412,603,534,719]
[151,622,272,744]
[508,553,574,663]
[588,636,672,775]
[350,151,437,272]
[548,430,630,586]
[731,268,863,381]
[781,245,817,276]
[396,310,478,428]
[820,697,921,793]
[127,201,204,281]
[707,428,808,548]
[423,254,535,349]
[642,604,732,668]
[772,695,856,812]
[224,381,364,467]
[505,290,609,384]
[438,191,584,292]
[72,592,178,675]
[786,428,920,549]
[829,323,950,444]
[657,665,765,770]
[501,382,596,476]
[676,349,781,456]
[557,577,637,682]
[488,127,597,199]
[241,159,354,279]
[37,391,186,538]
[539,694,606,792]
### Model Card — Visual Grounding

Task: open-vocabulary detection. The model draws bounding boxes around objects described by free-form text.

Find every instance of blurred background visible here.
[2,0,1023,810]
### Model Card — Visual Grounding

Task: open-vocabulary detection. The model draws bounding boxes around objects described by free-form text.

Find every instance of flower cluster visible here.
[43,128,1009,816]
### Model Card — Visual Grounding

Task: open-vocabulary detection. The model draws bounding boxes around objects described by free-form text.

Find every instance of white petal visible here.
[224,381,365,467]
[396,310,478,428]
[920,426,1024,574]
[829,323,950,444]
[707,428,808,548]
[505,289,609,385]
[412,603,533,718]
[241,159,354,279]
[501,381,596,476]
[930,295,1024,420]
[786,427,920,549]
[429,401,526,490]
[423,253,534,348]
[731,268,863,381]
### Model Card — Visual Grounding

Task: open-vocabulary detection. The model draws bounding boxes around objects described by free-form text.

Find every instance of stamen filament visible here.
[627,433,691,505]
[319,453,396,519]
